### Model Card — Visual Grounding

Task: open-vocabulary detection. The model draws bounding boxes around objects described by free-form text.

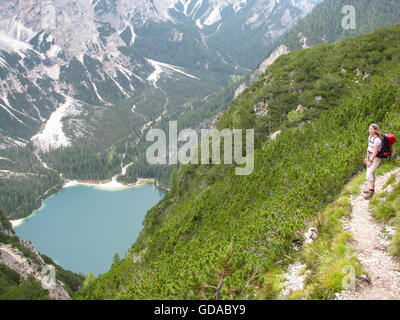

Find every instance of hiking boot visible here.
[363,189,375,200]
[362,185,371,194]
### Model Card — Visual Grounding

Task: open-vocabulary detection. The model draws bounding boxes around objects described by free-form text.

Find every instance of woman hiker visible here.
[363,123,383,200]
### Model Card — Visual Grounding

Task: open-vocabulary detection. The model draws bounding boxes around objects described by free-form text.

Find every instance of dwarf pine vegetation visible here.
[77,24,400,299]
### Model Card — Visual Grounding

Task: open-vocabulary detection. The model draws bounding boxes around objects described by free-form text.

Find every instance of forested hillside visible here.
[78,23,400,300]
[242,0,400,90]
[0,146,63,219]
[279,0,400,50]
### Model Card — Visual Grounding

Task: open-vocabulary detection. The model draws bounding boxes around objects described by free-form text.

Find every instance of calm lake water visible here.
[14,184,165,276]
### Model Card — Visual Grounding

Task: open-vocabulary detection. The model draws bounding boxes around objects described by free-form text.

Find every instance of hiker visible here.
[363,123,382,199]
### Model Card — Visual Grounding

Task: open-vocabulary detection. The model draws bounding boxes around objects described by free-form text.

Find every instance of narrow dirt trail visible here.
[337,168,400,300]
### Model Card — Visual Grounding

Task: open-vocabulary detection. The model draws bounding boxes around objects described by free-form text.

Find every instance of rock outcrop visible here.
[0,221,14,237]
[0,219,71,300]
[253,99,269,116]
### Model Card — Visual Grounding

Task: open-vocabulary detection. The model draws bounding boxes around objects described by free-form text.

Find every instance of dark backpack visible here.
[378,134,396,159]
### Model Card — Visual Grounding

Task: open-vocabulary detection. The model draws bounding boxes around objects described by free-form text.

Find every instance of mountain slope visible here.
[279,0,400,50]
[78,23,400,299]
[0,0,322,219]
[0,0,321,149]
[237,0,400,95]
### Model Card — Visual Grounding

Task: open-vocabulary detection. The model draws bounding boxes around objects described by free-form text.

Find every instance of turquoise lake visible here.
[14,184,165,276]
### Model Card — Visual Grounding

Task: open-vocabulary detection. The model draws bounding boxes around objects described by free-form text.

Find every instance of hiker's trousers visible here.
[366,155,381,183]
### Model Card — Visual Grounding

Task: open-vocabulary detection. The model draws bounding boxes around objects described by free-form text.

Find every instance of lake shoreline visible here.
[10,177,162,228]
[11,181,165,275]
[63,177,157,191]
[11,218,25,228]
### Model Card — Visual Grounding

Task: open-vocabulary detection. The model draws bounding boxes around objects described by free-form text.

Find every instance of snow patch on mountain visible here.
[204,7,222,26]
[31,97,81,152]
[45,64,60,80]
[0,0,323,151]
[146,58,199,88]
[91,81,106,103]
[0,94,39,125]
[2,18,36,43]
[0,31,32,57]
[233,0,247,12]
[128,25,136,46]
[196,19,204,29]
[0,56,7,68]
[47,44,61,58]
[0,134,27,150]
[153,0,180,21]
[0,102,25,125]
[160,0,250,26]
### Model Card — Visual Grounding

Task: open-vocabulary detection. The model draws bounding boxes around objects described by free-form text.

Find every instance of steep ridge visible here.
[235,0,400,97]
[78,24,400,299]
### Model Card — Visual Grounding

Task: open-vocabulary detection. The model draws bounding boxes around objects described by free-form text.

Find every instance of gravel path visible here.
[337,168,400,300]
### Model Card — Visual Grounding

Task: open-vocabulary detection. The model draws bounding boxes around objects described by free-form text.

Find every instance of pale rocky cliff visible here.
[0,220,71,300]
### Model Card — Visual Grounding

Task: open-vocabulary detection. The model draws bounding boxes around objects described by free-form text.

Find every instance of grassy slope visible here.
[78,24,400,300]
[369,168,400,257]
[284,161,400,300]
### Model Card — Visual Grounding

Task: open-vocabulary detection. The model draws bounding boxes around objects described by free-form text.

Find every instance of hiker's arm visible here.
[364,150,368,164]
[368,145,380,166]
[371,145,380,161]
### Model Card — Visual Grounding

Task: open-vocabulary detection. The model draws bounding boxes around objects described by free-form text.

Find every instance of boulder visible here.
[383,185,393,194]
[0,221,14,237]
[315,95,323,102]
[355,68,363,77]
[253,99,269,116]
[270,130,281,141]
[304,227,318,244]
[363,72,371,80]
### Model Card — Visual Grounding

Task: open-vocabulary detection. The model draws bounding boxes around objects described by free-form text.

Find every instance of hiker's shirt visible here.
[368,135,382,156]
